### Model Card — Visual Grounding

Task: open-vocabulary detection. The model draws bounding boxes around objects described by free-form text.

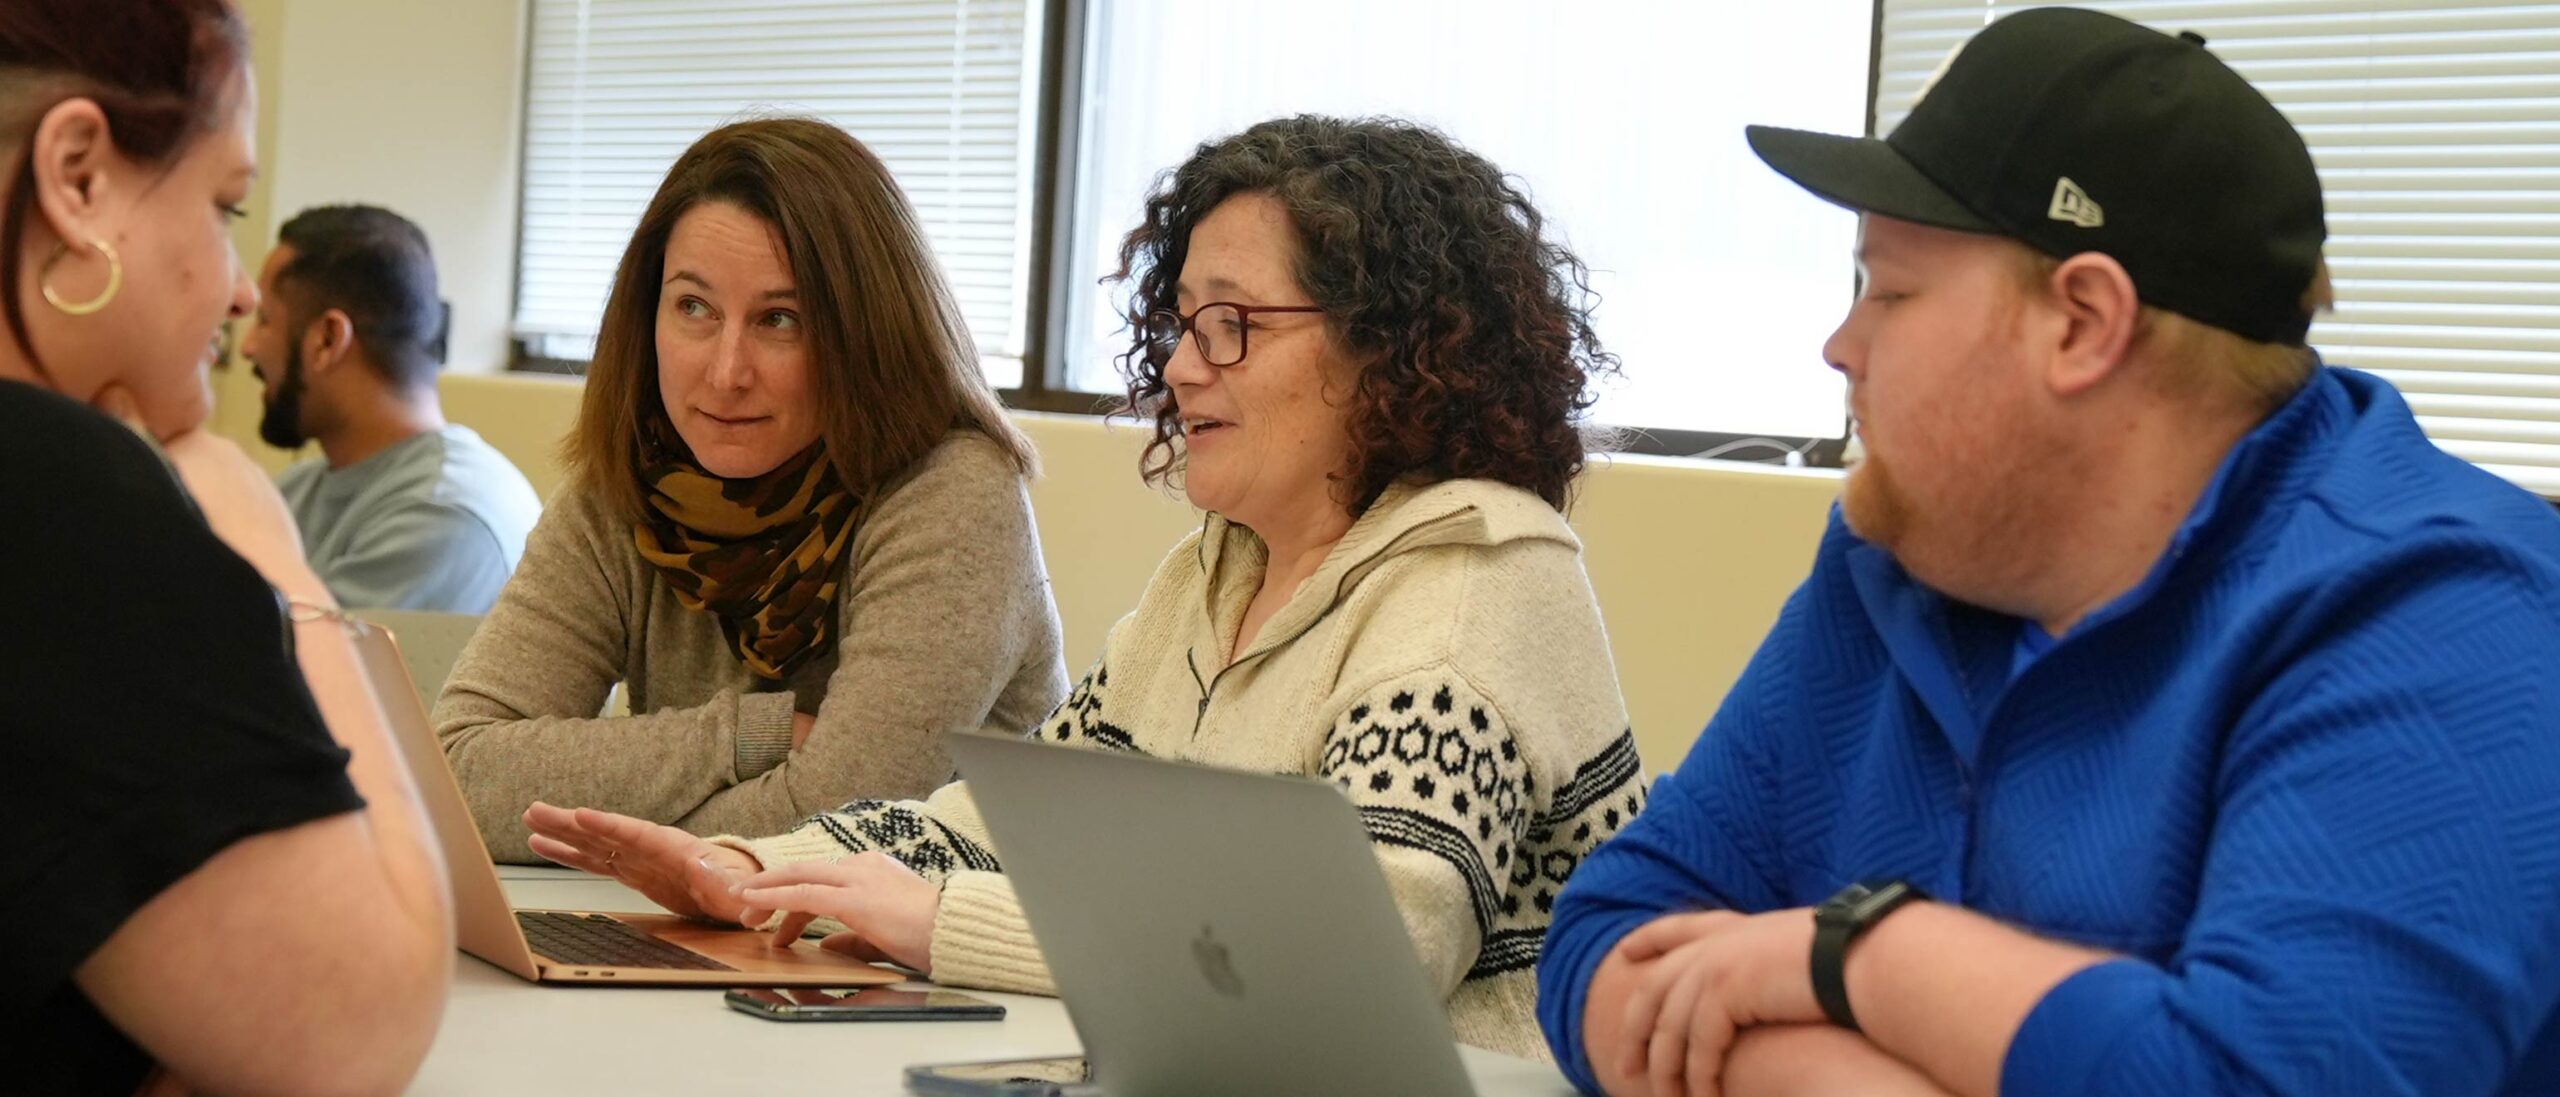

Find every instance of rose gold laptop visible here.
[351,618,900,988]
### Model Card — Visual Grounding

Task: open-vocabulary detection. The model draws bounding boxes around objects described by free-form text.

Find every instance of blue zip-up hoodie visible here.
[1538,367,2560,1097]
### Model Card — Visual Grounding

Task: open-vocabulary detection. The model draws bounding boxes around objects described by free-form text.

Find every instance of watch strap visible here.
[1810,879,1926,1033]
[1810,908,1862,1031]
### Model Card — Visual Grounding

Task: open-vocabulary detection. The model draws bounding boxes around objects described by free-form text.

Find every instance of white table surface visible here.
[408,867,1580,1096]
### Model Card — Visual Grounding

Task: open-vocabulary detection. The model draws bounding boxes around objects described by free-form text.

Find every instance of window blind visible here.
[516,0,1038,376]
[1058,0,1874,436]
[1877,0,2560,495]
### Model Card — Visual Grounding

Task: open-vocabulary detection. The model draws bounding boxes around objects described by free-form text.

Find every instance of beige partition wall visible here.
[211,0,530,467]
[262,0,528,376]
[208,0,288,474]
[1572,457,1838,764]
[211,371,1839,769]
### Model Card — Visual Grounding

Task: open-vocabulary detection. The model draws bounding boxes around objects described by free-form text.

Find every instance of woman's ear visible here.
[24,98,120,249]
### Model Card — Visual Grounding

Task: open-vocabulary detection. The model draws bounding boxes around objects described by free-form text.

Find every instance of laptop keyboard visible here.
[516,911,736,972]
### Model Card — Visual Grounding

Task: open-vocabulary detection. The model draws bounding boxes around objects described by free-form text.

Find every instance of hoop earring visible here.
[40,237,122,316]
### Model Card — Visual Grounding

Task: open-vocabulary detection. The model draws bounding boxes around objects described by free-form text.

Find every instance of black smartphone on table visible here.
[722,986,1006,1022]
[904,1055,1094,1096]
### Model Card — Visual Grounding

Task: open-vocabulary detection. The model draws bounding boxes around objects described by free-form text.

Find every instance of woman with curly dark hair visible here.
[523,115,1649,1058]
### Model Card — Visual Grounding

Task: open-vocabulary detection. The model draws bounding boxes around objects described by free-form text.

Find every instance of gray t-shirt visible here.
[275,424,542,613]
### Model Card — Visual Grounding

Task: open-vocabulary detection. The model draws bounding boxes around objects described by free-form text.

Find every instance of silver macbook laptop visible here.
[947,732,1480,1097]
[353,618,898,988]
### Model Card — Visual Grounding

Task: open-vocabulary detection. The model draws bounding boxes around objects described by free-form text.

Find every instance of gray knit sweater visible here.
[433,430,1068,862]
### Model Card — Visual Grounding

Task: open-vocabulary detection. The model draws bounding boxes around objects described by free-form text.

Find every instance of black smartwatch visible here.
[1810,879,1928,1033]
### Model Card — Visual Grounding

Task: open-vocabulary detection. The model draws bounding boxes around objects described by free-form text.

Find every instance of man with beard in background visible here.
[244,204,538,613]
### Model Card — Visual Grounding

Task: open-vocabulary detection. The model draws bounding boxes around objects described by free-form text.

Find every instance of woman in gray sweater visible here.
[433,118,1067,862]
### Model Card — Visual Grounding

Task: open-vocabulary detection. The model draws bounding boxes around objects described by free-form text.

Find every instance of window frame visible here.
[509,0,1877,466]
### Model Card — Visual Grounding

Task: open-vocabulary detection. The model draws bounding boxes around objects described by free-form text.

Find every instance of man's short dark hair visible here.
[273,205,448,388]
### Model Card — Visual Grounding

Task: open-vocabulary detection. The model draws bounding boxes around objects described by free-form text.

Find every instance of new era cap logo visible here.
[2049,177,2104,229]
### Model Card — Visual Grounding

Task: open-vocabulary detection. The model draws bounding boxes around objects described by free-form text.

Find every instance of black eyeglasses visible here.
[1142,301,1325,368]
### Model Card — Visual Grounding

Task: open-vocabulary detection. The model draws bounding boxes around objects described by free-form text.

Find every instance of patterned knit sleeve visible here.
[705,663,1121,997]
[715,782,1000,883]
[715,658,1124,879]
[920,659,1140,995]
[709,779,1045,992]
[1538,569,1813,1088]
[1316,668,1541,996]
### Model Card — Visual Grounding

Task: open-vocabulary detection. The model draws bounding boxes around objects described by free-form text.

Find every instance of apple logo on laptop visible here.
[1191,924,1245,998]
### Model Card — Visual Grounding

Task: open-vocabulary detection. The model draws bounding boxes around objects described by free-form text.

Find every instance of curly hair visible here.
[1109,114,1618,514]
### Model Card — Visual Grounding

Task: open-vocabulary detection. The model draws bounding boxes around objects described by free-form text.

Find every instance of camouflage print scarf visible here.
[633,424,860,681]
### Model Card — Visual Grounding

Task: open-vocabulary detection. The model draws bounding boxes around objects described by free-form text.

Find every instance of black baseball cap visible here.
[1747,6,2327,345]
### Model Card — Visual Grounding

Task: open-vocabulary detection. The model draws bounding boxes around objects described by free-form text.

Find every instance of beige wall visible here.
[209,0,287,468]
[232,0,527,377]
[211,371,1839,768]
[211,0,526,472]
[231,0,285,273]
[1575,455,1834,756]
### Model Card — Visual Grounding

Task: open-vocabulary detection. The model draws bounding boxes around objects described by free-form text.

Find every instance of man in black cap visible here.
[1538,8,2560,1096]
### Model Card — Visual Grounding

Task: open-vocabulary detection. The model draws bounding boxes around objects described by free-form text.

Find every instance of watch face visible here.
[1817,882,1879,923]
[1821,880,1921,926]
[1847,884,1909,921]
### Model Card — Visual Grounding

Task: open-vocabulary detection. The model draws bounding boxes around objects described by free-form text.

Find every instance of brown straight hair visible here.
[566,116,1035,520]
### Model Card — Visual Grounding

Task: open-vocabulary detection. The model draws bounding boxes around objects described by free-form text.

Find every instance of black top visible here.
[0,381,363,1094]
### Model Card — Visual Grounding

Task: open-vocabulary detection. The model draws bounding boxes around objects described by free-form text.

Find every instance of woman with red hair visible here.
[0,3,451,1093]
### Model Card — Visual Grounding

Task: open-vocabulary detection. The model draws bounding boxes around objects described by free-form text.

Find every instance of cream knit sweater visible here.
[722,478,1648,1057]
